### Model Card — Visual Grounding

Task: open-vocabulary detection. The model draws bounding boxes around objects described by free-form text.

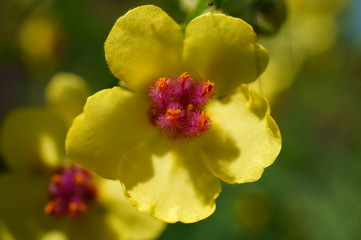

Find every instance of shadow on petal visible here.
[199,85,281,183]
[198,127,241,169]
[240,85,269,120]
[119,137,221,223]
[175,144,222,208]
[118,143,157,189]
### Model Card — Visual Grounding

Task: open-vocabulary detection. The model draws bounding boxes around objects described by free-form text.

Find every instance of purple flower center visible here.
[44,165,97,217]
[148,72,215,138]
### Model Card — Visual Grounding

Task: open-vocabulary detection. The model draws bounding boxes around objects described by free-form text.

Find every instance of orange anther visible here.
[74,173,84,185]
[44,200,61,214]
[187,104,194,112]
[199,111,210,126]
[181,72,190,80]
[157,77,166,89]
[51,174,62,184]
[203,80,214,95]
[166,109,181,120]
[44,202,55,214]
[68,202,87,213]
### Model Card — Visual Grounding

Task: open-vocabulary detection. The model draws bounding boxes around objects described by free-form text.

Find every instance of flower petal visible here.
[60,203,125,240]
[183,13,269,96]
[119,140,221,223]
[56,178,164,240]
[0,108,67,173]
[98,179,166,240]
[200,84,281,183]
[0,174,55,240]
[66,87,157,180]
[45,72,90,126]
[105,5,183,92]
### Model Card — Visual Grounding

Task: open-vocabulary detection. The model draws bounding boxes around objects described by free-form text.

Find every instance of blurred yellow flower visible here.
[66,5,281,223]
[251,0,348,101]
[45,73,90,127]
[0,73,165,240]
[18,14,67,77]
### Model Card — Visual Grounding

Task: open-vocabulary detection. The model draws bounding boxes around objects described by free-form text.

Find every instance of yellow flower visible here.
[66,5,282,223]
[0,73,165,240]
[45,72,90,127]
[18,13,67,77]
[250,0,348,101]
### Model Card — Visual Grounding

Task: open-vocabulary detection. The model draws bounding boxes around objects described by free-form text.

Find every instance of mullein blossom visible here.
[66,5,282,223]
[0,73,165,240]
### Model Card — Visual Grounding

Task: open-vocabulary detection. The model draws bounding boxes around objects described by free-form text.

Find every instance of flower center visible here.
[148,72,215,138]
[44,165,97,217]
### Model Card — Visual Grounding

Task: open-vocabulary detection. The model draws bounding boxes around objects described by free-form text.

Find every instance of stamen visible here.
[74,172,84,185]
[203,80,215,96]
[148,73,215,138]
[44,201,58,214]
[166,109,181,120]
[45,165,96,217]
[199,111,210,126]
[68,202,87,214]
[157,77,166,90]
[181,72,190,80]
[187,104,194,113]
[51,174,62,184]
[185,111,212,137]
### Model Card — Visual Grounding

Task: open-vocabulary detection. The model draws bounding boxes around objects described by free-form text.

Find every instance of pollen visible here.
[166,109,181,120]
[187,104,194,113]
[44,201,57,214]
[74,172,84,185]
[68,202,87,214]
[199,111,210,126]
[148,73,215,138]
[203,80,215,96]
[51,174,62,184]
[181,72,190,80]
[157,77,166,89]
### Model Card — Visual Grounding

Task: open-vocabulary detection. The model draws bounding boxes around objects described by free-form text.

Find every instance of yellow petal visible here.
[183,13,269,96]
[60,204,124,240]
[40,231,68,240]
[45,72,90,126]
[200,85,281,183]
[119,140,221,223]
[0,174,55,240]
[98,179,166,240]
[66,87,157,180]
[61,178,163,240]
[0,108,67,173]
[105,5,183,92]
